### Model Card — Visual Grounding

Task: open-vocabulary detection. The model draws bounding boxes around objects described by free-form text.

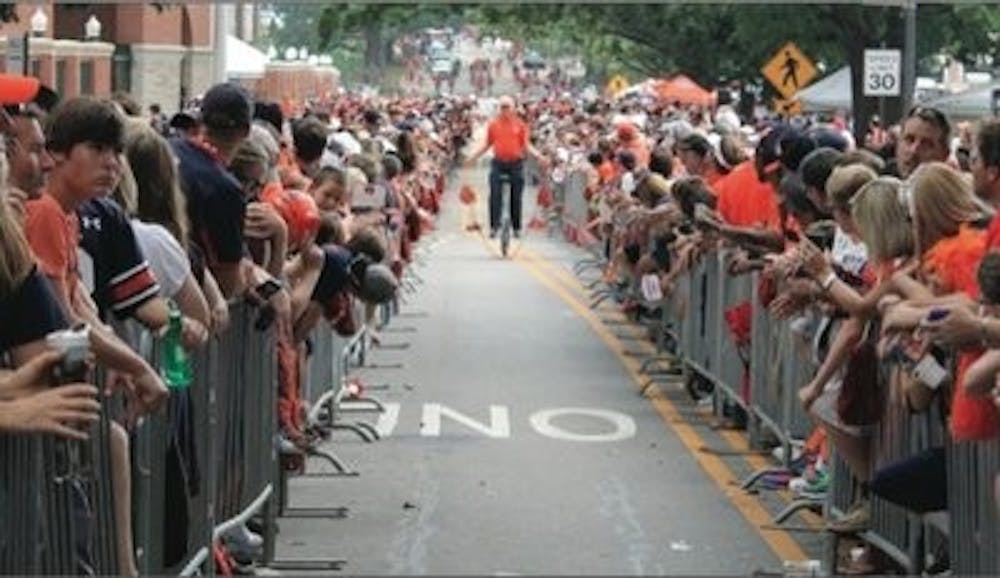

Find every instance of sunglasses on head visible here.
[906,105,950,131]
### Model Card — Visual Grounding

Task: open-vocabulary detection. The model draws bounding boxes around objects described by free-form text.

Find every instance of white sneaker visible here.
[223,524,263,550]
[223,524,263,563]
[771,441,804,463]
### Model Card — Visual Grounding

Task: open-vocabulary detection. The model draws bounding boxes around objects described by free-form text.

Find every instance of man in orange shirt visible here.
[466,95,544,238]
[706,126,787,254]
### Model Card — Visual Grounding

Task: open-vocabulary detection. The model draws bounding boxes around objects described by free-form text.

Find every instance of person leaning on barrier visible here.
[0,94,143,576]
[4,102,53,221]
[892,105,952,179]
[121,123,212,346]
[877,163,998,443]
[0,148,100,438]
[702,125,787,254]
[171,83,291,339]
[286,221,398,344]
[921,118,1000,348]
[22,97,168,414]
[230,137,289,282]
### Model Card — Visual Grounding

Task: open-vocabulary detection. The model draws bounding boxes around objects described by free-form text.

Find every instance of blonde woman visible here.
[880,162,998,442]
[795,176,917,532]
[799,177,916,319]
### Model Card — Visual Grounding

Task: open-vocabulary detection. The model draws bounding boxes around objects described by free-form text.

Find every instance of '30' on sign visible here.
[864,49,902,97]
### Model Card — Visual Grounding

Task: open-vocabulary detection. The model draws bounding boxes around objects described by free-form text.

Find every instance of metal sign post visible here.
[6,33,28,76]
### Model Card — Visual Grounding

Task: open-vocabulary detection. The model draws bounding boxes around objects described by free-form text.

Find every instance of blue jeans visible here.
[489,158,524,233]
[869,446,947,513]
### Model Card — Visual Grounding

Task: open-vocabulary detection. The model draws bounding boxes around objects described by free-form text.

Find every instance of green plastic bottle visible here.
[162,303,192,388]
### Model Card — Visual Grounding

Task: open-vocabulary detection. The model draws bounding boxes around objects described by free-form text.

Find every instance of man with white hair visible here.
[466,95,545,238]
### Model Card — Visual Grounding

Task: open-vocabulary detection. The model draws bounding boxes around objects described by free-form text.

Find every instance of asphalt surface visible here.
[271,159,825,575]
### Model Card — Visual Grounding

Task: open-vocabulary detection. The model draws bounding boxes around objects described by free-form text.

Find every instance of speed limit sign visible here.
[864,49,901,97]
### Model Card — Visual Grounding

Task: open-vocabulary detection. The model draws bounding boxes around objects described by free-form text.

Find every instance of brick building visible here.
[1,3,337,115]
[1,3,214,112]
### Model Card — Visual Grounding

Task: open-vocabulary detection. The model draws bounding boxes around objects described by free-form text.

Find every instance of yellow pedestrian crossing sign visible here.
[761,42,817,99]
[606,74,629,98]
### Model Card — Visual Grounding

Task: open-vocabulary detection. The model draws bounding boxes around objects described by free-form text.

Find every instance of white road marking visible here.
[529,407,637,442]
[420,403,511,438]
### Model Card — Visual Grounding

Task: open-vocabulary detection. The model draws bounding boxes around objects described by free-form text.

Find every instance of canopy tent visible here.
[795,66,852,113]
[924,82,999,120]
[226,34,268,80]
[652,75,716,107]
[618,79,657,99]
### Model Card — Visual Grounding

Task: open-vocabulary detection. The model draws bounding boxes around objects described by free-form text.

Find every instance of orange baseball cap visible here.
[0,73,41,105]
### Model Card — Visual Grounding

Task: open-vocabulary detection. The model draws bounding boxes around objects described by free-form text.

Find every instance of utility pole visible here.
[901,0,917,113]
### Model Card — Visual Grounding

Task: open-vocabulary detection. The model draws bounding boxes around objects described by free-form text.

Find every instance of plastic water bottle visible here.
[162,304,192,388]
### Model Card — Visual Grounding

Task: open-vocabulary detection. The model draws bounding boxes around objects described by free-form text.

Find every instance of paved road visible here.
[408,33,519,97]
[273,162,823,574]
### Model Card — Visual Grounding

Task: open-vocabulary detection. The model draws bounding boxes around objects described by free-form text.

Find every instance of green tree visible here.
[315,3,470,85]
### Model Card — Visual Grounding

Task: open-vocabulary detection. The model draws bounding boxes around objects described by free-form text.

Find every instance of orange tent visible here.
[653,75,717,107]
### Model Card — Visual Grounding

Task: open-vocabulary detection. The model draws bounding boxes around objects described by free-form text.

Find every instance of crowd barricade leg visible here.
[307,328,379,444]
[297,329,361,475]
[637,297,684,396]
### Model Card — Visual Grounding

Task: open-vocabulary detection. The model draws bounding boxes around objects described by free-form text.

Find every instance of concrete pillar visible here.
[212,3,228,83]
[94,54,111,97]
[35,54,55,86]
[63,54,80,98]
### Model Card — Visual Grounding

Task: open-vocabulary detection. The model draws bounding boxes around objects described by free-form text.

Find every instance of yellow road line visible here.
[529,254,825,518]
[517,245,824,525]
[499,242,811,563]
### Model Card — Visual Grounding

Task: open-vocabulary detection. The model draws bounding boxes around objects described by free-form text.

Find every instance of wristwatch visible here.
[255,278,282,301]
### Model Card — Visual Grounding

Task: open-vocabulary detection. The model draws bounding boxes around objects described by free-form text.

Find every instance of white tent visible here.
[795,66,852,113]
[924,83,999,120]
[225,35,268,80]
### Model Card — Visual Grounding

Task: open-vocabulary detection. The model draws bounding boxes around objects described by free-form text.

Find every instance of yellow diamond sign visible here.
[761,42,817,99]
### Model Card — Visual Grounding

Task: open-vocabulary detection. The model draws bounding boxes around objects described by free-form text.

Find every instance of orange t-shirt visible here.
[714,161,781,231]
[924,226,1000,441]
[705,167,725,193]
[597,160,617,185]
[487,115,529,162]
[24,193,80,312]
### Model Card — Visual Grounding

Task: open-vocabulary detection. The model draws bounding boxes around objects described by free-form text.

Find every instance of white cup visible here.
[46,326,91,378]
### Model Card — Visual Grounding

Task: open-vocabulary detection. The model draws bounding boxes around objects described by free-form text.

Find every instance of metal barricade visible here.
[949,438,1000,574]
[748,273,783,447]
[211,302,277,529]
[712,251,754,413]
[561,169,588,235]
[0,372,121,575]
[869,387,947,572]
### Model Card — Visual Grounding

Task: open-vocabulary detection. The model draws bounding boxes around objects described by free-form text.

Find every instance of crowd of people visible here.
[0,72,473,573]
[2,50,998,572]
[518,89,999,571]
